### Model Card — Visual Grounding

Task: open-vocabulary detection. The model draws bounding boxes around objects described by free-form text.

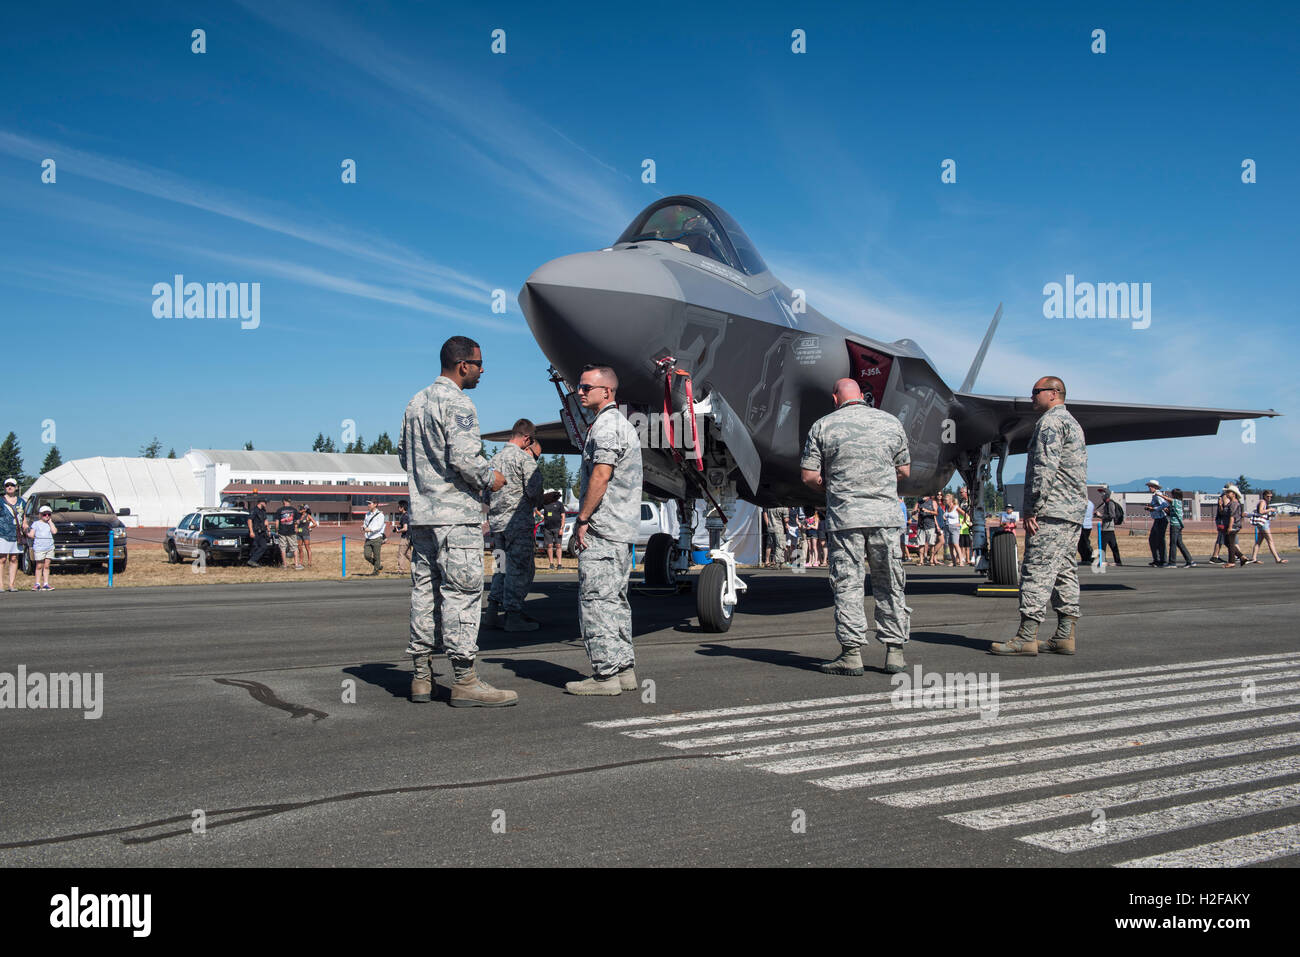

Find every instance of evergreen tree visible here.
[367,432,395,454]
[41,445,63,473]
[1237,474,1253,494]
[321,436,337,453]
[167,448,177,459]
[140,436,163,459]
[311,432,327,452]
[244,441,255,450]
[0,432,24,482]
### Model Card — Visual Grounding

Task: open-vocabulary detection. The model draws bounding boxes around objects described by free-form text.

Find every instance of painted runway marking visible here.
[589,653,1300,865]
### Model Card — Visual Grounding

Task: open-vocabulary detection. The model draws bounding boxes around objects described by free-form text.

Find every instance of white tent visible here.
[662,499,762,566]
[26,457,202,527]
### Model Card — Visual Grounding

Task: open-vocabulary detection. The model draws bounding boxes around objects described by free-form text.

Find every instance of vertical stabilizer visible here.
[960,302,1003,393]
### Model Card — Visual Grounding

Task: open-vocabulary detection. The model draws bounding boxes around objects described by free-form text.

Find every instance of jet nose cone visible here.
[519,250,684,390]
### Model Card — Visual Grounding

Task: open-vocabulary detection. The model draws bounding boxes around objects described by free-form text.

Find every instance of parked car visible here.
[20,490,129,574]
[535,502,668,558]
[166,507,281,567]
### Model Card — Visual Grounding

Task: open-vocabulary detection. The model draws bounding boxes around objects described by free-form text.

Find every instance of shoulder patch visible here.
[454,413,477,433]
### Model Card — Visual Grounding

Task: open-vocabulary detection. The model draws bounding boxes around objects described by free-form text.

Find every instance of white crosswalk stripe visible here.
[587,653,1300,865]
[1113,823,1300,867]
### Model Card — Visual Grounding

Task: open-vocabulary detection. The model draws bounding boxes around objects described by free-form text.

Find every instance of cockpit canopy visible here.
[615,196,768,277]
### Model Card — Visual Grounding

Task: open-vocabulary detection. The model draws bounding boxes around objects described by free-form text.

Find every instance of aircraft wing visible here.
[482,420,576,455]
[958,393,1280,455]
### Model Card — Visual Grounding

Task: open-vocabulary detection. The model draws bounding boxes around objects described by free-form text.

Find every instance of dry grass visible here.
[17,536,584,590]
[16,519,1295,590]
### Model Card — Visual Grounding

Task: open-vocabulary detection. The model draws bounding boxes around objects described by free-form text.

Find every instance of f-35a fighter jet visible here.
[491,195,1277,631]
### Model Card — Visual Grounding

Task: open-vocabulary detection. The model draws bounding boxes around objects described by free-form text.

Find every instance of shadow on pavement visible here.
[482,657,587,690]
[695,642,826,672]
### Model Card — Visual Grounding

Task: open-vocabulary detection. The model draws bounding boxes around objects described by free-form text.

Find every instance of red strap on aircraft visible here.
[656,357,703,473]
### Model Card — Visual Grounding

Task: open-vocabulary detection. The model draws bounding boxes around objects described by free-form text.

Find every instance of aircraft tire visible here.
[990,531,1018,586]
[643,533,676,587]
[697,560,734,632]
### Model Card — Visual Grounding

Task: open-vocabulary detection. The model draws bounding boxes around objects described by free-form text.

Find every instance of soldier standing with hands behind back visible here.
[566,364,644,696]
[991,376,1088,656]
[801,377,912,676]
[400,336,514,707]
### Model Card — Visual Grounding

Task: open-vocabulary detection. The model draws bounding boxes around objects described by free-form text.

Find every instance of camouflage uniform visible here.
[801,400,911,649]
[1019,404,1089,623]
[764,506,788,560]
[399,376,496,663]
[578,403,643,677]
[487,442,544,613]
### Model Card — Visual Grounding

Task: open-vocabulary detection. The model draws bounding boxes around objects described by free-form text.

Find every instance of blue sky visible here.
[2,0,1297,484]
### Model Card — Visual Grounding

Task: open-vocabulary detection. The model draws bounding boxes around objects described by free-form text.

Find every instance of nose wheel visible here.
[696,547,746,632]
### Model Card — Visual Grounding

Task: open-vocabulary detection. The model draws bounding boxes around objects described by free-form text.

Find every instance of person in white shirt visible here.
[362,500,386,575]
[1078,496,1095,564]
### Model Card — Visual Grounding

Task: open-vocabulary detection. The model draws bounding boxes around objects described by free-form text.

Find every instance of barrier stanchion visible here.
[341,536,347,578]
[107,544,114,588]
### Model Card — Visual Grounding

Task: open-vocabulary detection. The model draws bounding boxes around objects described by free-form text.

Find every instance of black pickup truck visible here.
[21,491,130,574]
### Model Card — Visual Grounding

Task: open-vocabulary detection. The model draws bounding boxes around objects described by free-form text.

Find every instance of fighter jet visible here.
[490,194,1278,630]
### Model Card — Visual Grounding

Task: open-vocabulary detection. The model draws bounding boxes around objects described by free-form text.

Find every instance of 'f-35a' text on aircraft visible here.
[492,195,1278,631]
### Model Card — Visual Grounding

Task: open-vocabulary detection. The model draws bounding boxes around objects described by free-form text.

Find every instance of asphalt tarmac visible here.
[2,560,1298,867]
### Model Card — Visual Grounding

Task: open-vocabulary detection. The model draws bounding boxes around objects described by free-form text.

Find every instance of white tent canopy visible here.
[26,457,202,527]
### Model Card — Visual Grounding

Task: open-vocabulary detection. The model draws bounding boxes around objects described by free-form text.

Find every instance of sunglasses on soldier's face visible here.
[1031,387,1057,396]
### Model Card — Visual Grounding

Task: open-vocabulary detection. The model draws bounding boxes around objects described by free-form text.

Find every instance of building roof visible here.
[193,449,402,474]
[26,457,201,527]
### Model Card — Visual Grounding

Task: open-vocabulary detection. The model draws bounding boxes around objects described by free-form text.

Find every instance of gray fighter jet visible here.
[491,195,1278,630]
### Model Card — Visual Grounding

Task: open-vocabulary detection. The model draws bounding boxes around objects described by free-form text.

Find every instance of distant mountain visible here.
[1004,474,1300,494]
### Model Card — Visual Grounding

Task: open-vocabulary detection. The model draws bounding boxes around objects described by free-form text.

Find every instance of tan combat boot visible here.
[450,669,518,707]
[884,644,906,674]
[1044,616,1077,655]
[481,599,502,630]
[565,674,622,695]
[504,611,539,633]
[618,668,638,691]
[990,617,1040,656]
[410,655,433,703]
[818,646,864,676]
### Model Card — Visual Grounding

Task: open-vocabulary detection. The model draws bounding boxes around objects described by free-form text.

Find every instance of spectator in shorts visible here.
[942,493,965,566]
[1,478,28,592]
[806,508,823,566]
[28,504,58,590]
[296,505,319,568]
[918,494,940,565]
[393,500,411,573]
[1220,485,1247,568]
[540,491,564,570]
[1248,490,1287,564]
[275,496,301,570]
[362,499,386,574]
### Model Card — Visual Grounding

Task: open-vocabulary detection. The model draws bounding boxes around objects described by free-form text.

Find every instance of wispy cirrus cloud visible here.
[232,0,638,239]
[0,130,493,304]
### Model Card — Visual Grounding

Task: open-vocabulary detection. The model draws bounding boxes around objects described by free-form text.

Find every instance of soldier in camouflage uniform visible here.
[801,378,912,676]
[567,364,644,696]
[991,376,1088,656]
[764,506,788,567]
[484,419,545,633]
[399,336,516,706]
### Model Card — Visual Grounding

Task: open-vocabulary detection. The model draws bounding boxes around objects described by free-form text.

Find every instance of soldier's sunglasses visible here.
[577,383,608,393]
[1031,387,1057,396]
[460,358,483,367]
